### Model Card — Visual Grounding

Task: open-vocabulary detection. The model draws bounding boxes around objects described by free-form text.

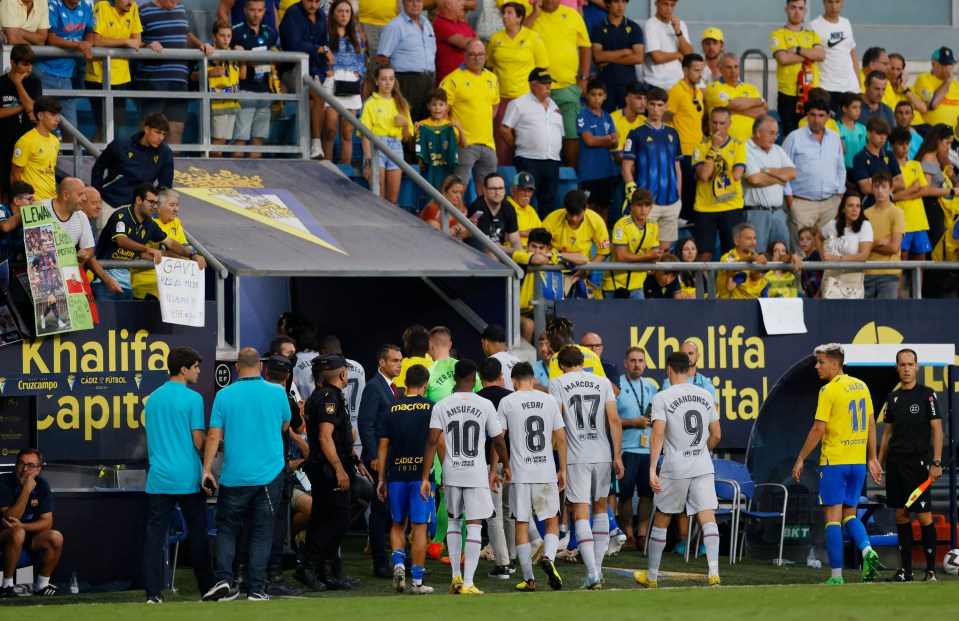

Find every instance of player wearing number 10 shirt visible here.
[792,343,883,585]
[423,359,511,596]
[496,362,568,592]
[549,346,623,591]
[635,351,722,590]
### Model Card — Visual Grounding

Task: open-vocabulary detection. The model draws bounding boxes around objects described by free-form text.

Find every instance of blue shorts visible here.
[377,136,405,171]
[819,463,866,507]
[902,230,933,254]
[388,481,434,524]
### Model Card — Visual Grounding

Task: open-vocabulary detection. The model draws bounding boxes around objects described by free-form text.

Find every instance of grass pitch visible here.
[3,535,957,620]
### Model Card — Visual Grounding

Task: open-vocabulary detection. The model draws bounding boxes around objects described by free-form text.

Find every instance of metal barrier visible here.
[740,49,770,102]
[31,46,311,157]
[529,260,959,338]
[300,77,525,347]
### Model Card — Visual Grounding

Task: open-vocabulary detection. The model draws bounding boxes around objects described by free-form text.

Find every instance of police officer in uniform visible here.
[878,348,944,582]
[294,354,371,591]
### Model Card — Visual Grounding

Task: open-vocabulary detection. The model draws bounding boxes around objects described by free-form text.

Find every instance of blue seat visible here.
[463,178,478,205]
[167,504,188,593]
[498,166,518,188]
[555,167,579,204]
[714,459,788,565]
[396,178,419,212]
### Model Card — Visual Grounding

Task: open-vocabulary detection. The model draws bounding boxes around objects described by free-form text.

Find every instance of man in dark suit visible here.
[357,344,403,578]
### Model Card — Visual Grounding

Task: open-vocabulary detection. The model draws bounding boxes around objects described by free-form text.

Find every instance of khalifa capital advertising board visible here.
[0,302,216,462]
[557,299,959,449]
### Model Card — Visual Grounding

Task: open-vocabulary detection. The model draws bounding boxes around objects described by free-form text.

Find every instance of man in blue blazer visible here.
[357,344,403,578]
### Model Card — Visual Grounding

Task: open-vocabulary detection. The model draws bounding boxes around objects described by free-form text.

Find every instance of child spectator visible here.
[576,79,619,223]
[415,88,466,191]
[765,239,799,297]
[602,188,662,299]
[889,127,931,261]
[728,253,772,299]
[324,0,365,164]
[360,64,412,204]
[837,91,866,177]
[420,174,470,240]
[643,253,689,299]
[11,97,61,202]
[798,225,822,297]
[863,171,905,299]
[200,20,245,158]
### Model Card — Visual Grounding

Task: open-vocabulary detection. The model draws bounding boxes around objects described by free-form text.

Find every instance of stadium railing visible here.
[529,260,959,337]
[32,46,312,158]
[299,76,525,346]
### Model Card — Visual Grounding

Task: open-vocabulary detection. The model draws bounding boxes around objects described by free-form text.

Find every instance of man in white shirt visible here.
[743,115,798,253]
[422,359,511,596]
[548,345,623,590]
[501,68,565,215]
[642,0,693,90]
[480,324,521,391]
[809,0,859,109]
[634,351,722,589]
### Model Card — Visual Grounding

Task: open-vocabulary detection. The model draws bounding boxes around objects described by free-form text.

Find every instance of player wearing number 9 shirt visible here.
[635,351,722,590]
[549,345,623,591]
[422,359,511,596]
[792,343,883,585]
[495,362,568,592]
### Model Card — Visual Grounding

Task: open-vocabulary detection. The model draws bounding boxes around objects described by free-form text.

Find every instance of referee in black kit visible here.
[877,348,944,582]
[295,354,372,592]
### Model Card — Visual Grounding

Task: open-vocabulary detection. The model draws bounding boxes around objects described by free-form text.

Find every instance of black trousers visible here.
[304,460,354,563]
[365,459,390,567]
[514,156,561,218]
[777,92,800,137]
[142,492,214,598]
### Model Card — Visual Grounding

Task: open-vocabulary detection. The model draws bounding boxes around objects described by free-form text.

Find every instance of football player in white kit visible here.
[422,359,511,596]
[635,351,722,589]
[548,346,624,590]
[495,362,568,591]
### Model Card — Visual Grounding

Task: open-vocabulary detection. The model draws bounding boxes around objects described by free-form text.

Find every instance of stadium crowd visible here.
[0,0,956,315]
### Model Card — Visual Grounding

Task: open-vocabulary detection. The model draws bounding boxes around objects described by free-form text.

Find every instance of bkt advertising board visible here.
[557,299,959,449]
[0,302,216,461]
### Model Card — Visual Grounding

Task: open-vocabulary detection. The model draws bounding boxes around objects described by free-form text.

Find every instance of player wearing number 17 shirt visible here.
[635,351,722,590]
[495,362,568,592]
[792,343,883,585]
[422,359,511,596]
[548,345,623,591]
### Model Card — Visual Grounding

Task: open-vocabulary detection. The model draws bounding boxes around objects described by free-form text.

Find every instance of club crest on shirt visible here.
[326,403,336,414]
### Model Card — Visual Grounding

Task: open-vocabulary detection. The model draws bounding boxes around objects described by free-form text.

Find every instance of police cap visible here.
[313,353,347,372]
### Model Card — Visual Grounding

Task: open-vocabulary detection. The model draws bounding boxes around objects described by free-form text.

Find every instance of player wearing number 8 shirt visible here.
[792,343,883,585]
[495,362,568,592]
[548,345,623,591]
[422,359,511,596]
[877,348,943,582]
[635,351,721,589]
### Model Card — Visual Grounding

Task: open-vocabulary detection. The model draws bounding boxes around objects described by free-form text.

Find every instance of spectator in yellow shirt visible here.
[770,0,825,136]
[11,96,61,202]
[86,0,143,142]
[542,189,611,261]
[705,53,767,143]
[507,171,542,246]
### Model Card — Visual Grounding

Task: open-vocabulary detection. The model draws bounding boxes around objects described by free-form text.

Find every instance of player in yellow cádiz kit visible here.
[793,343,883,584]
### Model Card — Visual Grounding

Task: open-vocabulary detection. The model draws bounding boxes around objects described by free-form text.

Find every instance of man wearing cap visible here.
[297,354,371,591]
[501,68,565,216]
[705,53,768,143]
[642,0,692,91]
[441,38,500,196]
[507,172,543,247]
[201,347,290,602]
[524,0,592,168]
[590,0,644,113]
[913,47,959,129]
[142,347,214,603]
[699,27,724,87]
[771,0,826,136]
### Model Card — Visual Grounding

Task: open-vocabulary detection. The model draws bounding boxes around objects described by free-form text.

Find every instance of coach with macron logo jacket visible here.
[91,128,174,208]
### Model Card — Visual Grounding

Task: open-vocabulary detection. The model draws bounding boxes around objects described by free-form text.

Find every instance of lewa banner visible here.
[21,203,93,336]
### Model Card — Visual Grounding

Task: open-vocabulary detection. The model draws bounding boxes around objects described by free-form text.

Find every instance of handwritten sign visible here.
[155,257,205,327]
